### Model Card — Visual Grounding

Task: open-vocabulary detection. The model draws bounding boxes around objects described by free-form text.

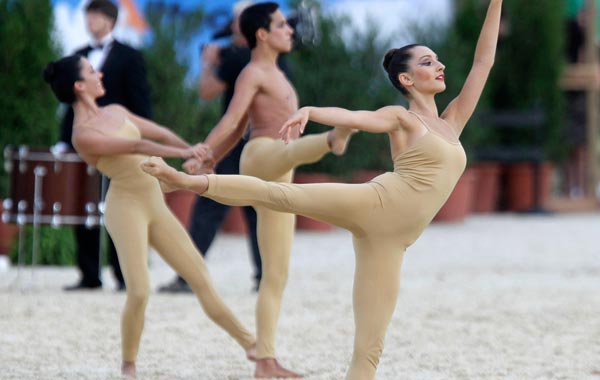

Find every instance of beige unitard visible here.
[97,119,255,362]
[237,132,332,359]
[200,117,467,379]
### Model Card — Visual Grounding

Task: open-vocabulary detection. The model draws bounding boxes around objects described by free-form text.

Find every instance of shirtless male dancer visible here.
[185,2,354,378]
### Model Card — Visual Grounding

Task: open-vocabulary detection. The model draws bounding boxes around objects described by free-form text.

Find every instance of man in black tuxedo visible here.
[60,0,152,291]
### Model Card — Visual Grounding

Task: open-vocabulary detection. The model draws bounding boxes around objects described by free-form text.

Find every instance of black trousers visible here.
[75,176,124,287]
[185,140,262,283]
[75,225,124,286]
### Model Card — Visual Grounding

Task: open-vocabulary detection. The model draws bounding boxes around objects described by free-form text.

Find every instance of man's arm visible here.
[203,66,261,153]
[210,113,249,162]
[198,44,226,100]
[185,113,249,174]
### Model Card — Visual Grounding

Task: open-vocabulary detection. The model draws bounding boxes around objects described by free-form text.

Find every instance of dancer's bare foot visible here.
[140,157,189,191]
[121,361,136,379]
[255,358,303,378]
[246,344,257,362]
[328,127,357,156]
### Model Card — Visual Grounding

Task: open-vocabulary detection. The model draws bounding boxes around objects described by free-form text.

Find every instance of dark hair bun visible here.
[383,49,397,72]
[43,62,55,83]
[43,55,82,104]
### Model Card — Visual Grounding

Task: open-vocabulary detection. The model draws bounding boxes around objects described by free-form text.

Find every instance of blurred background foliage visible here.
[0,0,75,265]
[10,226,76,265]
[0,0,60,196]
[487,0,566,161]
[289,7,399,177]
[143,2,221,168]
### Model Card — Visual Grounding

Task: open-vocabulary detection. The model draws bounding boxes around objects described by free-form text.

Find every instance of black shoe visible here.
[157,278,192,293]
[253,276,261,293]
[63,281,102,291]
[116,282,126,292]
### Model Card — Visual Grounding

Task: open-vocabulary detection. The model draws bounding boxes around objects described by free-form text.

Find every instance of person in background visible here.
[58,0,152,291]
[158,0,272,294]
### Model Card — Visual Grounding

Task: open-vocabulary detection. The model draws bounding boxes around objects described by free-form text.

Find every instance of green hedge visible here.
[0,0,59,197]
[9,226,75,266]
[485,0,566,160]
[144,2,220,160]
[0,0,74,265]
[288,5,400,176]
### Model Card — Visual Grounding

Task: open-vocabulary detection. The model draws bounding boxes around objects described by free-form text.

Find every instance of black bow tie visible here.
[92,43,104,50]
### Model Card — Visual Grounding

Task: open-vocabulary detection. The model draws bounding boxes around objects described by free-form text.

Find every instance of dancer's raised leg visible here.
[140,157,379,232]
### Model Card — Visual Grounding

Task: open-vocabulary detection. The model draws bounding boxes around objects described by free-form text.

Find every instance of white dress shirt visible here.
[88,33,114,70]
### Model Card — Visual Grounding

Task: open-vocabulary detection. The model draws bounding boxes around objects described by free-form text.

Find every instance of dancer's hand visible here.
[279,107,309,144]
[183,157,215,175]
[183,158,202,174]
[200,156,216,174]
[195,165,214,175]
[181,143,211,162]
[190,143,213,161]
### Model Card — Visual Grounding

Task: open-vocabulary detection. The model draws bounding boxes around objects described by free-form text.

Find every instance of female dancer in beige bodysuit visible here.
[43,55,256,380]
[142,1,502,379]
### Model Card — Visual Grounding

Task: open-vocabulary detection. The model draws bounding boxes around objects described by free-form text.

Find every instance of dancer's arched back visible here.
[43,55,256,380]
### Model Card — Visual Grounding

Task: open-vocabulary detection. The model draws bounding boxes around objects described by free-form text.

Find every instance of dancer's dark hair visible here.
[382,44,423,96]
[43,55,83,104]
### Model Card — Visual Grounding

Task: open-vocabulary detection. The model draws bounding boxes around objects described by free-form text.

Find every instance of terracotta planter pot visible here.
[222,207,248,235]
[433,168,477,223]
[0,200,19,255]
[472,162,501,213]
[504,162,553,212]
[165,190,197,229]
[293,172,336,232]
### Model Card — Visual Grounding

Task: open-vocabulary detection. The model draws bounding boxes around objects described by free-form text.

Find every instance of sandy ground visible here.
[1,213,599,380]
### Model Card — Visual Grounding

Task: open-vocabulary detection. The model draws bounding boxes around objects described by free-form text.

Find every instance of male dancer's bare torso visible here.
[245,64,300,140]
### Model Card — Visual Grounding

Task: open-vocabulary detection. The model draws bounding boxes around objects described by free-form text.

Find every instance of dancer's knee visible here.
[125,286,150,310]
[260,269,289,293]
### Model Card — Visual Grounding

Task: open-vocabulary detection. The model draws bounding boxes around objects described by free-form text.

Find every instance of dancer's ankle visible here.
[121,361,136,379]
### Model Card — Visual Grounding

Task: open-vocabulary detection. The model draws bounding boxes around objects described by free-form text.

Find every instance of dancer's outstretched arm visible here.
[202,65,261,155]
[73,105,208,161]
[209,113,250,164]
[182,113,249,174]
[279,105,412,144]
[120,105,191,149]
[441,0,502,133]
